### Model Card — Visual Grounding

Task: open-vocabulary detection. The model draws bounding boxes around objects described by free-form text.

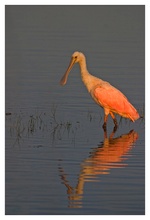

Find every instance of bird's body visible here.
[60,51,139,129]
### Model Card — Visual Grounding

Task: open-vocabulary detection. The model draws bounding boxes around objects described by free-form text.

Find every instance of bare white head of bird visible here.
[60,51,83,85]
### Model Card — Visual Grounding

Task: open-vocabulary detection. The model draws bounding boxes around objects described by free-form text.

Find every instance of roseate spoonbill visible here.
[60,51,140,129]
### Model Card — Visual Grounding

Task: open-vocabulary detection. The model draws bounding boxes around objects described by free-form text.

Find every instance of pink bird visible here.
[60,51,140,130]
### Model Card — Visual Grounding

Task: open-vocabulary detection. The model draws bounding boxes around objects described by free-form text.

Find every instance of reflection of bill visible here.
[59,129,139,208]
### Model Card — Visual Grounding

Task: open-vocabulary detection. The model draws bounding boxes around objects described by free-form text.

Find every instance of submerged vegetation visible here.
[5,104,144,147]
[6,105,80,146]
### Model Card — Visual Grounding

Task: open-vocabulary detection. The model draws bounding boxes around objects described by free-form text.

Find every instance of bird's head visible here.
[60,51,84,85]
[71,51,84,63]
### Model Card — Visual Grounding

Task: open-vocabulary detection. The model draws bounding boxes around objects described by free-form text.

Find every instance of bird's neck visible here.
[78,58,93,92]
[79,58,87,72]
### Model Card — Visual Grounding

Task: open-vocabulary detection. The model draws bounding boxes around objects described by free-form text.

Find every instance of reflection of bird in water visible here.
[59,129,139,208]
[60,52,139,130]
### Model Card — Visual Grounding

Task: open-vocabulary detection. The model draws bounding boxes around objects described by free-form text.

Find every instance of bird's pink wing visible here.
[93,84,129,113]
[93,85,140,121]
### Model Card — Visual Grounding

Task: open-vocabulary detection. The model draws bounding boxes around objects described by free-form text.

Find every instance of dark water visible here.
[5,5,145,215]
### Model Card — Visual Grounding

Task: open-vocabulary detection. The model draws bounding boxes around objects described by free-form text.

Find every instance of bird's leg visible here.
[109,129,115,139]
[103,127,108,139]
[102,114,108,131]
[110,112,118,130]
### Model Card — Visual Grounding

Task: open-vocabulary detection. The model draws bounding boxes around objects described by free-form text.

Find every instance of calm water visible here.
[5,6,145,215]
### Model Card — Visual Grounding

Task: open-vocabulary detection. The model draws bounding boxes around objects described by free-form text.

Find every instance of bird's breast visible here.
[81,73,106,93]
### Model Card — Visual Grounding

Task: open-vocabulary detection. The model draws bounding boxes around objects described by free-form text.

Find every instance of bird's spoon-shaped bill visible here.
[60,57,76,85]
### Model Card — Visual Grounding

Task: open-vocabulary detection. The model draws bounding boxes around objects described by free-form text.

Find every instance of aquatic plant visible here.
[5,104,144,147]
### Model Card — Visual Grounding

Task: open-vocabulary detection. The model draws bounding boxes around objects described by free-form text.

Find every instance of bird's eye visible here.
[75,56,77,59]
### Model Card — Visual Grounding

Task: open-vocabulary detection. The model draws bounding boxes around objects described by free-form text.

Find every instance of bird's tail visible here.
[126,104,140,122]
